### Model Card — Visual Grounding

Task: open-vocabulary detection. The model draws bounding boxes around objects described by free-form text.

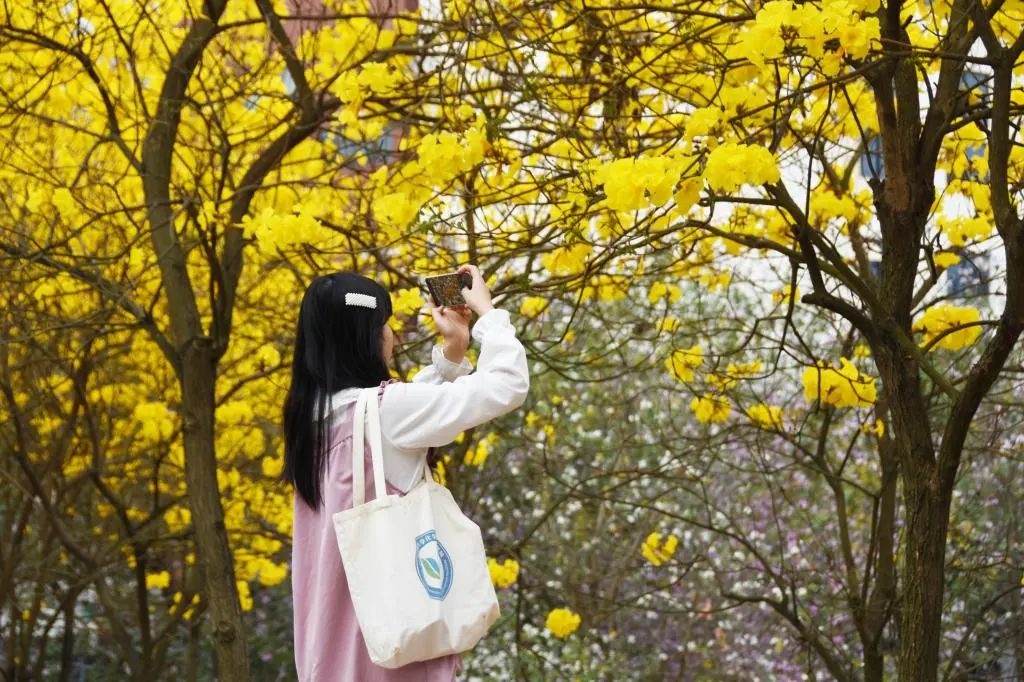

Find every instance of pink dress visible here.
[291,380,462,681]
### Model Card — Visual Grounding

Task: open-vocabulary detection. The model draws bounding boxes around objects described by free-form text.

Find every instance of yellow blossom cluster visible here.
[132,402,176,445]
[665,345,704,382]
[542,243,593,276]
[861,419,885,437]
[488,558,520,588]
[146,571,171,590]
[735,0,881,73]
[546,607,582,638]
[773,285,801,305]
[746,404,784,429]
[703,143,781,193]
[802,359,877,407]
[648,281,682,304]
[519,296,549,318]
[431,456,451,487]
[591,156,684,211]
[241,207,330,253]
[658,316,681,333]
[641,532,679,566]
[464,432,498,467]
[392,288,425,317]
[939,215,995,246]
[691,394,732,423]
[913,304,983,350]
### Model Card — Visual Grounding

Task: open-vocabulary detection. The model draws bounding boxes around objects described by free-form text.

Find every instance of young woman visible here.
[283,264,529,681]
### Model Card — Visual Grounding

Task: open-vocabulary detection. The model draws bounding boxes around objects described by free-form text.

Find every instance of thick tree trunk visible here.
[179,338,249,680]
[898,464,952,680]
[139,2,249,677]
[875,336,946,681]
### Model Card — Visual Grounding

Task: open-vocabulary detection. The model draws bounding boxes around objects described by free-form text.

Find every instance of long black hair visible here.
[282,272,394,510]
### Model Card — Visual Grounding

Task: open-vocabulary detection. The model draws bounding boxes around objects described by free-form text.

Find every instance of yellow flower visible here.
[392,287,424,317]
[746,404,783,429]
[592,156,680,211]
[727,360,762,378]
[237,580,253,612]
[145,571,171,590]
[256,560,288,587]
[708,372,737,391]
[519,296,549,318]
[431,459,448,487]
[546,607,581,638]
[940,215,994,246]
[542,243,592,275]
[934,252,961,269]
[735,22,786,66]
[241,207,328,251]
[674,177,703,215]
[256,344,281,369]
[913,304,982,350]
[690,395,731,423]
[416,129,487,180]
[463,433,497,467]
[665,345,703,382]
[648,281,682,304]
[837,17,881,60]
[641,532,679,567]
[162,507,191,536]
[261,455,283,478]
[773,285,800,305]
[373,192,420,233]
[488,558,520,588]
[684,107,724,140]
[171,592,200,620]
[861,418,885,438]
[133,401,175,444]
[704,143,781,193]
[658,316,681,333]
[802,358,877,407]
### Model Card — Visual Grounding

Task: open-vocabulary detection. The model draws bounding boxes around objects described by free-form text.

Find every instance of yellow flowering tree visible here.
[0,1,422,678]
[389,0,1021,677]
[4,0,1024,678]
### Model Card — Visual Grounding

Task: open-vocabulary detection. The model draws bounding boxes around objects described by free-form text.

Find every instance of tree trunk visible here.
[898,462,952,680]
[180,338,249,681]
[138,1,249,676]
[874,334,947,681]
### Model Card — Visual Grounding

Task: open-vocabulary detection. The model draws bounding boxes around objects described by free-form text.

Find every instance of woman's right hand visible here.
[457,264,494,317]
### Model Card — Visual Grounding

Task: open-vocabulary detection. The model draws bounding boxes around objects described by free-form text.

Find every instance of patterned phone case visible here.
[423,273,471,306]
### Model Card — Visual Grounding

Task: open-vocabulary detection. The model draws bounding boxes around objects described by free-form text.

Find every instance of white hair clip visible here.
[344,292,378,309]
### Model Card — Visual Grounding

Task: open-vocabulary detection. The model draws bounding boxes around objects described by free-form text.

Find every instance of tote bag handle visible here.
[351,387,388,507]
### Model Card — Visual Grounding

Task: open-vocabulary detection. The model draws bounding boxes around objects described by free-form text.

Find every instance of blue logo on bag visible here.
[415,530,453,600]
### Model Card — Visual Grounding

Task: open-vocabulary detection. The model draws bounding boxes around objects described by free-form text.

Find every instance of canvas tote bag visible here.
[332,387,500,669]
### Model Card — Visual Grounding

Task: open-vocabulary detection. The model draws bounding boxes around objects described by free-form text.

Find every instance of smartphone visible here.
[422,272,473,307]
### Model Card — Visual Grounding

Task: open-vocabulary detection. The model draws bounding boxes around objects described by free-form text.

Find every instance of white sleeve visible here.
[380,308,530,450]
[409,344,475,385]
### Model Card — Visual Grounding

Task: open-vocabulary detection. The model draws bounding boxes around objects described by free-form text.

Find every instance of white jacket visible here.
[325,308,530,491]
